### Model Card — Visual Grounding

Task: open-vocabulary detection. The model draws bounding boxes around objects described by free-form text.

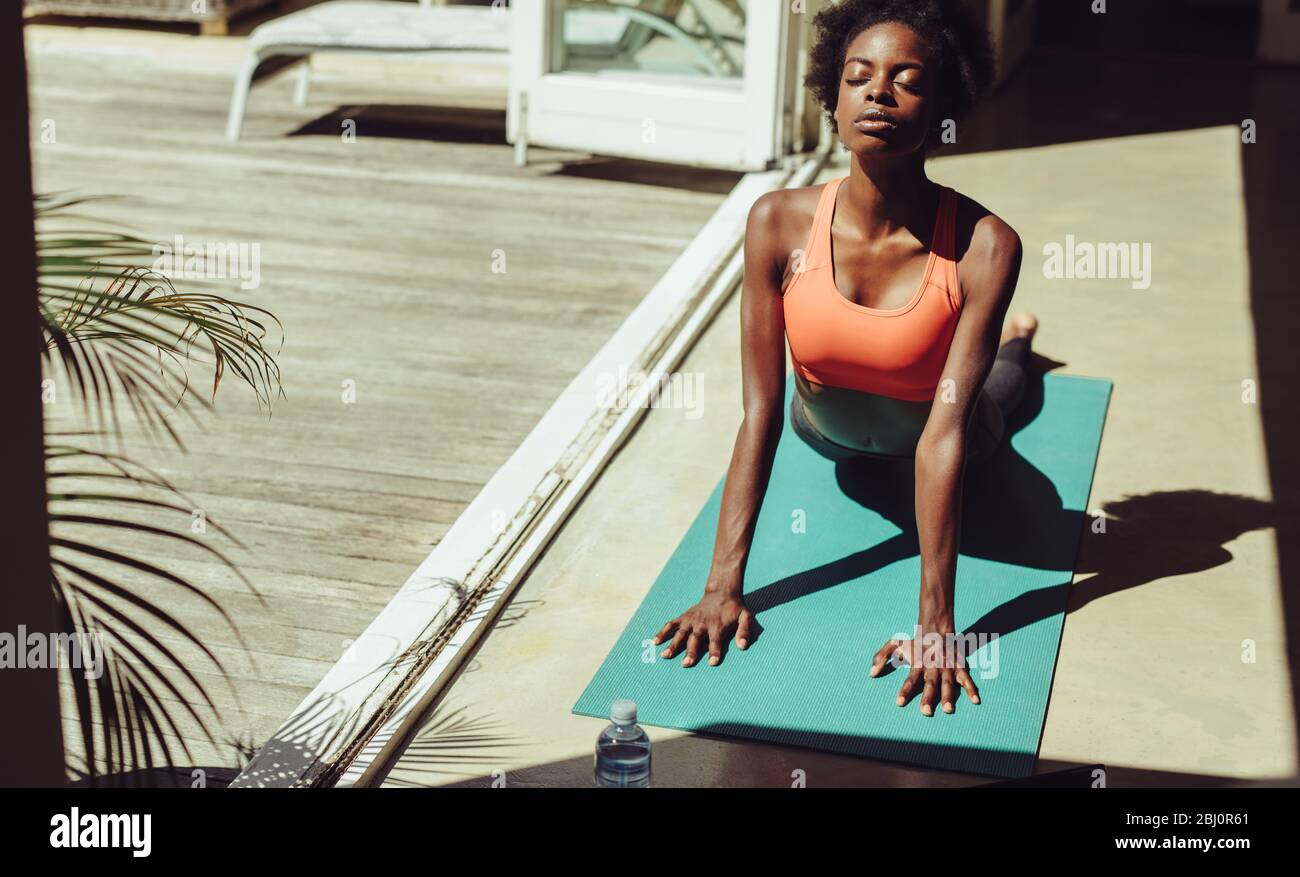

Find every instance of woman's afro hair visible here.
[804,0,996,150]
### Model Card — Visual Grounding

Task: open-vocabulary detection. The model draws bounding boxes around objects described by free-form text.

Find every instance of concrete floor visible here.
[378,120,1297,787]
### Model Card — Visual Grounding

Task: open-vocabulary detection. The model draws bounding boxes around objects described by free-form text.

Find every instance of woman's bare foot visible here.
[999,312,1038,348]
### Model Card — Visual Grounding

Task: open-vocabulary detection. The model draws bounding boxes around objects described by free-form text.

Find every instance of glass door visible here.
[509,0,799,171]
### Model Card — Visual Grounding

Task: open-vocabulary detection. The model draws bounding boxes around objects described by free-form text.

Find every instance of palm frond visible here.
[36,195,284,451]
[47,438,261,784]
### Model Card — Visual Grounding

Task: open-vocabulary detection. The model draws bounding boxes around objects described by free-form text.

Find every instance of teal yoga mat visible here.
[573,369,1112,779]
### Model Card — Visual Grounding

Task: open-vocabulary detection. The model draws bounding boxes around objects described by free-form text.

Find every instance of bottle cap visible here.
[610,699,637,724]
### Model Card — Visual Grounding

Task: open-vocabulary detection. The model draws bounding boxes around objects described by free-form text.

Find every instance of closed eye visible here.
[846,77,921,93]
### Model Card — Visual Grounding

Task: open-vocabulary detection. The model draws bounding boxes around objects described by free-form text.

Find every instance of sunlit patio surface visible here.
[27,21,739,780]
[378,121,1299,787]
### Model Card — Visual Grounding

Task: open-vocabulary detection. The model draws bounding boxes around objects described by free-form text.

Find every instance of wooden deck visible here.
[26,23,739,782]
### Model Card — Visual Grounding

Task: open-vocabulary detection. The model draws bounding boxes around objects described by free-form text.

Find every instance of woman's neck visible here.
[843,153,939,242]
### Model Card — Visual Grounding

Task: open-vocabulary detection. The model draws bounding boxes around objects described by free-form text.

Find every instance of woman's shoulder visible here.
[949,188,1022,267]
[747,180,827,234]
[746,181,830,281]
[948,189,1023,304]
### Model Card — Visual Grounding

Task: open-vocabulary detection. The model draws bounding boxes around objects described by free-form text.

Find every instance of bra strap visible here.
[796,176,844,274]
[936,187,956,257]
[935,186,961,304]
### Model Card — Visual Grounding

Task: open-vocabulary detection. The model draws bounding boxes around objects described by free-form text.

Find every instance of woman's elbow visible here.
[745,407,782,434]
[915,428,966,474]
[741,400,783,439]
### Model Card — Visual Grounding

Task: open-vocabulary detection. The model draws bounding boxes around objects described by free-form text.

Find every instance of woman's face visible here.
[835,22,940,157]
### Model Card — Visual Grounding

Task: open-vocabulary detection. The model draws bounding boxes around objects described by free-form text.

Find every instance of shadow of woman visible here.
[744,363,1276,647]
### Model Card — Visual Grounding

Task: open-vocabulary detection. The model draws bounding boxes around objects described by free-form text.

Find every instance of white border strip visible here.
[231,154,827,788]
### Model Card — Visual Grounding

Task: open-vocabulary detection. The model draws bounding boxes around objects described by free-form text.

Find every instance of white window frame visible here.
[508,0,799,171]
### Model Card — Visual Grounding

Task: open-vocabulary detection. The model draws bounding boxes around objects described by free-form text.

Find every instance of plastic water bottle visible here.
[594,699,651,787]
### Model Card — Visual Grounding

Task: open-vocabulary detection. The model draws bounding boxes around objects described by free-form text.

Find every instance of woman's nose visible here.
[865,80,896,105]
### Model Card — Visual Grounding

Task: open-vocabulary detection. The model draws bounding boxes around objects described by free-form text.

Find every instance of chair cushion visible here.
[248,1,629,54]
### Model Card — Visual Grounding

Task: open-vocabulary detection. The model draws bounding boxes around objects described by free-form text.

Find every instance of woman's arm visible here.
[653,190,791,667]
[915,213,1021,626]
[872,210,1022,714]
[707,193,790,595]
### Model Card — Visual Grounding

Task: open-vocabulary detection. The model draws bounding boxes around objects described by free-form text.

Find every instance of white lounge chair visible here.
[225,0,739,142]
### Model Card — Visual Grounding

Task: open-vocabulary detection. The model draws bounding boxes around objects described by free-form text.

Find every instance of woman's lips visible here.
[853,118,895,134]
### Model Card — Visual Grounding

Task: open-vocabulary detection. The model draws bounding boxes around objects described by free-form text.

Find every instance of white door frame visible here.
[508,0,799,171]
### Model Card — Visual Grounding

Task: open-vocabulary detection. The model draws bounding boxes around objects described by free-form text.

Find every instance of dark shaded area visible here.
[377,717,1297,787]
[981,763,1104,788]
[555,155,743,195]
[948,48,1287,158]
[289,104,509,146]
[1,2,63,787]
[690,720,1032,778]
[1239,63,1300,783]
[1034,0,1260,58]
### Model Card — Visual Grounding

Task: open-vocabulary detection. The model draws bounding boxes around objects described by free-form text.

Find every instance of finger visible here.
[919,670,939,717]
[953,643,970,669]
[896,667,923,706]
[956,666,981,705]
[683,630,703,667]
[940,671,957,714]
[662,626,688,659]
[736,611,753,649]
[870,639,901,677]
[653,618,679,646]
[707,625,724,666]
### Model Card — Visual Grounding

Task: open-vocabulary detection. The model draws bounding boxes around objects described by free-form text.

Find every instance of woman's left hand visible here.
[868,621,981,716]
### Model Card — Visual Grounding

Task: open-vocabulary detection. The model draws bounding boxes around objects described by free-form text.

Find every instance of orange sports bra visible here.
[783,175,962,403]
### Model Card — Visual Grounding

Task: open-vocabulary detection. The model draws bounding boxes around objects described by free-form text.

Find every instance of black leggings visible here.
[791,336,1032,463]
[983,335,1031,418]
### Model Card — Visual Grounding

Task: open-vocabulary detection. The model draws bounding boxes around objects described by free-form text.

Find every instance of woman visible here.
[652,0,1039,718]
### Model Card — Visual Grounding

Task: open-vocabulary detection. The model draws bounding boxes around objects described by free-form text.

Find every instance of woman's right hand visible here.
[646,192,782,670]
[652,590,755,667]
